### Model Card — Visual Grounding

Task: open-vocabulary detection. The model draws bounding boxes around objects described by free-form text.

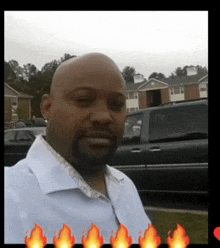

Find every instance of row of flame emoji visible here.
[25,223,190,248]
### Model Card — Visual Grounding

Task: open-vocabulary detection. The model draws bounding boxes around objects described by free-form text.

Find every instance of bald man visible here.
[5,53,151,244]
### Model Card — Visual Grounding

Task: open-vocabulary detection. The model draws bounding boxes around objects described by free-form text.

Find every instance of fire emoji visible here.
[139,224,161,248]
[110,224,132,248]
[82,223,104,248]
[25,223,47,248]
[53,224,76,248]
[167,224,190,248]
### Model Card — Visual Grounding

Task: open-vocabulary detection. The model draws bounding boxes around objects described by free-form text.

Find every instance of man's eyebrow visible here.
[65,87,126,98]
[64,87,93,96]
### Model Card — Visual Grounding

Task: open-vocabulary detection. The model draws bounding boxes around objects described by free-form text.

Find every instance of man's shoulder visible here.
[5,158,30,175]
[5,159,34,193]
[107,165,135,185]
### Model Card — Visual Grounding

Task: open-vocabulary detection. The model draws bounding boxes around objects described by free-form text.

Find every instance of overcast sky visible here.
[5,11,208,79]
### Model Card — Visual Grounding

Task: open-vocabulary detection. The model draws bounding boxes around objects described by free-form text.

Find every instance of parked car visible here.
[109,99,208,198]
[15,118,47,128]
[4,127,46,167]
[4,100,208,200]
[4,118,46,130]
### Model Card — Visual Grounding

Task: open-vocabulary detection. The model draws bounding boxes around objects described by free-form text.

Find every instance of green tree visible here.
[8,60,24,79]
[196,65,208,74]
[41,59,59,75]
[169,65,208,78]
[30,53,77,117]
[40,59,60,87]
[122,66,136,83]
[23,63,37,81]
[40,53,77,86]
[60,53,76,63]
[148,72,166,80]
[8,60,19,70]
[5,53,77,118]
[4,61,16,82]
[175,67,185,77]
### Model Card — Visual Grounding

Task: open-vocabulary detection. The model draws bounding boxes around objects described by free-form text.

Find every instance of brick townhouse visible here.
[126,66,208,113]
[5,82,33,124]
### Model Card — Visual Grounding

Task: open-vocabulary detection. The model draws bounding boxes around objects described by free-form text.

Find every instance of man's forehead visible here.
[51,53,126,95]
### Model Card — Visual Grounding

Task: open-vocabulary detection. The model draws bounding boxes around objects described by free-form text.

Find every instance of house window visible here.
[149,104,207,143]
[200,83,208,92]
[180,87,184,94]
[128,92,133,99]
[126,107,139,113]
[200,88,206,91]
[11,97,18,106]
[11,97,18,121]
[122,113,143,145]
[174,87,179,94]
[134,92,138,99]
[199,83,208,98]
[127,92,138,99]
[170,86,185,102]
[170,86,184,95]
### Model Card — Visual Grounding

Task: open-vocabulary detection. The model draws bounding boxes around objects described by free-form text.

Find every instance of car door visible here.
[144,103,208,194]
[4,130,35,167]
[111,103,208,195]
[110,112,149,189]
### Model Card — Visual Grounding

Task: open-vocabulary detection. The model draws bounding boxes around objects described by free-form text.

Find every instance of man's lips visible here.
[82,137,112,146]
[80,131,115,146]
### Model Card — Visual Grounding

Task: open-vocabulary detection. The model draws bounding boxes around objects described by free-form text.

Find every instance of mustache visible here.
[77,126,118,139]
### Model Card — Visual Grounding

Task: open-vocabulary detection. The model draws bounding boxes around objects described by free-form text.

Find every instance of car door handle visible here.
[150,147,161,152]
[131,148,142,153]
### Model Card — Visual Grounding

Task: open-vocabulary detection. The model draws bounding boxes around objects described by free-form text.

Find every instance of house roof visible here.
[138,78,169,91]
[125,73,208,91]
[4,82,33,98]
[199,74,208,82]
[126,81,146,91]
[162,73,207,86]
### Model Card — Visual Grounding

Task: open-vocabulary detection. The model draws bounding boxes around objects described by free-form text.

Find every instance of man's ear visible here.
[40,94,53,120]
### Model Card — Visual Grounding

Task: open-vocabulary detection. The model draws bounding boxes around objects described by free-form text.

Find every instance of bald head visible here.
[50,53,126,96]
[41,52,127,171]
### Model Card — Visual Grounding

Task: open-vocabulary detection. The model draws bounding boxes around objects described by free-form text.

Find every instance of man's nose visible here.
[89,100,113,125]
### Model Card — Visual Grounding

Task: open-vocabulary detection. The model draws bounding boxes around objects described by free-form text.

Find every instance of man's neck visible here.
[75,167,108,197]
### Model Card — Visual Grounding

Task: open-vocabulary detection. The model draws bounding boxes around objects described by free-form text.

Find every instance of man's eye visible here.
[77,98,94,103]
[73,97,95,107]
[77,98,92,102]
[109,101,125,111]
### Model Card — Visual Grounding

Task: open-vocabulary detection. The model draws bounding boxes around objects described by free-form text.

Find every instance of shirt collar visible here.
[26,135,124,196]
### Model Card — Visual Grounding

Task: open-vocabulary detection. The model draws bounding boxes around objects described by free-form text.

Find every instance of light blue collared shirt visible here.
[4,135,151,244]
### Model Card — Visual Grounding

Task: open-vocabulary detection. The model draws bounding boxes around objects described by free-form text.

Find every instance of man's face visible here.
[44,55,126,169]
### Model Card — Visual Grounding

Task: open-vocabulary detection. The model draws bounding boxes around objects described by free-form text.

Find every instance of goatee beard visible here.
[70,138,118,173]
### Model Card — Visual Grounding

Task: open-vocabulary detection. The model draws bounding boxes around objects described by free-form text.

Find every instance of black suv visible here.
[110,99,208,199]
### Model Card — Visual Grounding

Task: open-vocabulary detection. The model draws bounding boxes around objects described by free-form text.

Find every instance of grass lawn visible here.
[151,211,208,244]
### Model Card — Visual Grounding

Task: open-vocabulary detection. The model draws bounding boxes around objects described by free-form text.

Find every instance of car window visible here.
[149,104,208,143]
[121,113,143,145]
[16,130,35,141]
[31,129,46,136]
[4,131,17,142]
